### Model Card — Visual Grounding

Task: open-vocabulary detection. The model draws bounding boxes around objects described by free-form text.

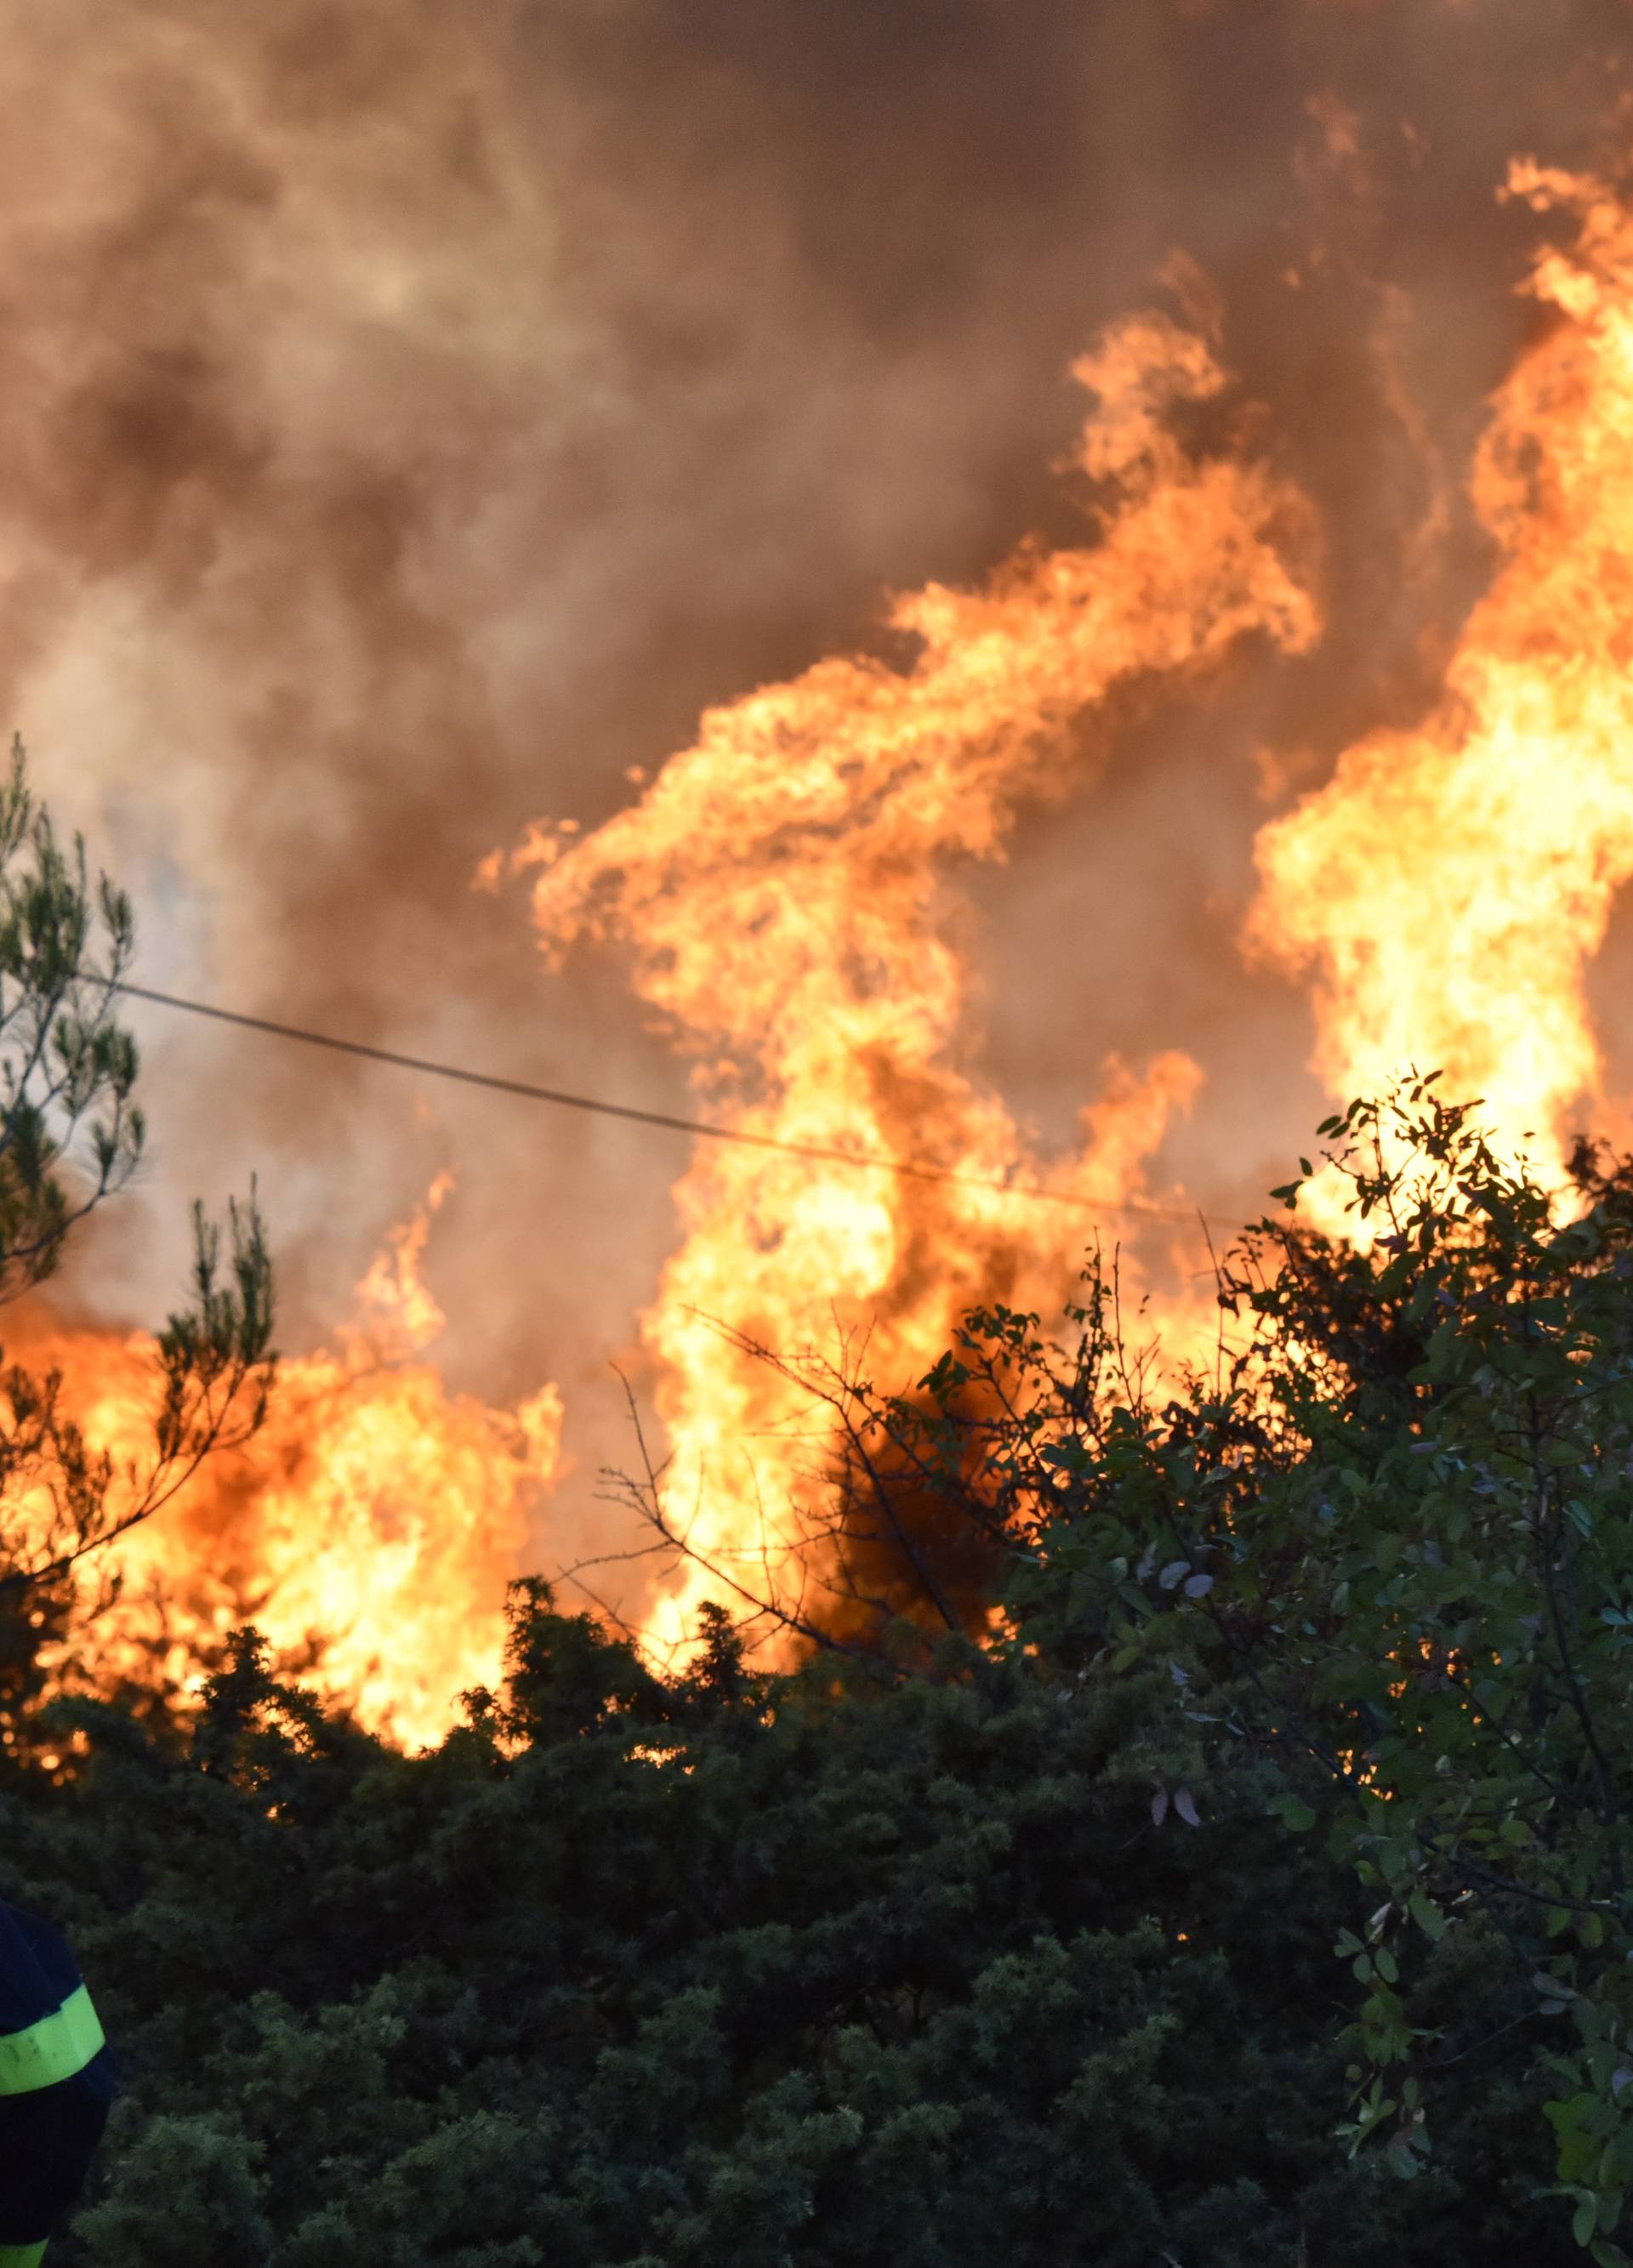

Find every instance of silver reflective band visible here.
[0,1986,104,2097]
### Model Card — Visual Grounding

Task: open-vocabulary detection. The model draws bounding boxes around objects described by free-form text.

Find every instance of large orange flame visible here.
[509,309,1319,1652]
[1247,163,1633,1215]
[39,162,1633,1720]
[28,1173,562,1749]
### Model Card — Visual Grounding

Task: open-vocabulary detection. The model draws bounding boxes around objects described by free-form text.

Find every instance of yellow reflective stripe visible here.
[0,1985,104,2096]
[0,2242,48,2266]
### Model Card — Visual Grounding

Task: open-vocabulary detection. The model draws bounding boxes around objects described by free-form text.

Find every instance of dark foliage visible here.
[3,1572,1578,2266]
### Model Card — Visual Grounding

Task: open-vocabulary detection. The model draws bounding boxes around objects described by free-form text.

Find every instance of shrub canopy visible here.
[7,1001,1628,2263]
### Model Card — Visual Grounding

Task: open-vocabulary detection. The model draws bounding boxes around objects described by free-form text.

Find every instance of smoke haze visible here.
[3,0,1632,1661]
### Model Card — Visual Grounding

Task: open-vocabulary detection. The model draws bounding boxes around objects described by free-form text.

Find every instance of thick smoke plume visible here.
[1,0,1630,1715]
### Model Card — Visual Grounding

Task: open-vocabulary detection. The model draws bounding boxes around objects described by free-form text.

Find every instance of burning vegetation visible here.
[10,6,1633,2256]
[17,146,1633,1740]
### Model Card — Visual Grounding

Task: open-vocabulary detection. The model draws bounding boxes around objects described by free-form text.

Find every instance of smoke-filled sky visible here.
[7,0,1633,1585]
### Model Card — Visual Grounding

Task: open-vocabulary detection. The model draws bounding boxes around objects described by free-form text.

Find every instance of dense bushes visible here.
[875,1084,1633,2259]
[0,1566,1576,2265]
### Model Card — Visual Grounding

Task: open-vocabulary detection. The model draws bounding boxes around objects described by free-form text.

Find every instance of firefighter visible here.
[0,1896,115,2266]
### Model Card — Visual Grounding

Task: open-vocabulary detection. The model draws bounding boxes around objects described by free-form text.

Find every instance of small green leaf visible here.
[1409,1890,1444,1941]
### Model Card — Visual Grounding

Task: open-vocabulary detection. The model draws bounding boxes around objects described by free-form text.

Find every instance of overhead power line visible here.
[111,980,1229,1231]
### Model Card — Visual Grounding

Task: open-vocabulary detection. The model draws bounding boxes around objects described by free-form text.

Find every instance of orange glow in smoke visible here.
[34,162,1633,1731]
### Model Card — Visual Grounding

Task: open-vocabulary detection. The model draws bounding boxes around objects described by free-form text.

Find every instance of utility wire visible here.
[111,980,1230,1231]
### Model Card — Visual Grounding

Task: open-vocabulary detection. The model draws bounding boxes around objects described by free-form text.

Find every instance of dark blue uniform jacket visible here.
[0,1900,115,2248]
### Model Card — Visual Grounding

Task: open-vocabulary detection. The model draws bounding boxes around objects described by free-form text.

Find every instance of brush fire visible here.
[2,9,1630,1742]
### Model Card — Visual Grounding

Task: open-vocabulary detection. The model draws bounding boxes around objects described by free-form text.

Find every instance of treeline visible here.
[0,747,1625,2262]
